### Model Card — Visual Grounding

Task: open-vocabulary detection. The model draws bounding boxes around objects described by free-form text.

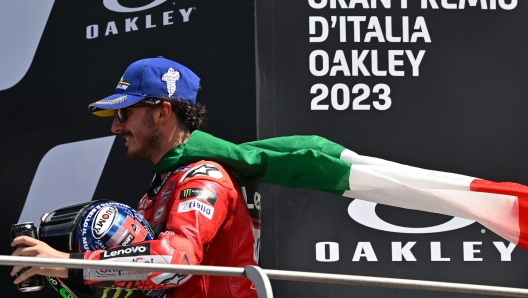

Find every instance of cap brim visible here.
[88,94,145,117]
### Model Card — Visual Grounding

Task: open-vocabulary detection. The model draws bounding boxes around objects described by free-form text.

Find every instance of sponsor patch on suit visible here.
[179,164,223,182]
[179,188,217,205]
[101,243,150,260]
[177,199,214,219]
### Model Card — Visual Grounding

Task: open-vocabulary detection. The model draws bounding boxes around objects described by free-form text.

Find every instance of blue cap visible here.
[89,56,200,117]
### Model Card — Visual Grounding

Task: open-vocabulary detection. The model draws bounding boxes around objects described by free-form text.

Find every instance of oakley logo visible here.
[348,200,475,234]
[103,0,167,13]
[0,0,55,91]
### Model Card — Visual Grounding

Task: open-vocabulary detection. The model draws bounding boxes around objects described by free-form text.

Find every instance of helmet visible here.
[39,200,155,253]
[39,200,160,298]
[73,200,154,252]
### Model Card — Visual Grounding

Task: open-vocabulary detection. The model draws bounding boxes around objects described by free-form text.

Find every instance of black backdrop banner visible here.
[0,1,255,297]
[256,0,528,298]
[2,0,528,297]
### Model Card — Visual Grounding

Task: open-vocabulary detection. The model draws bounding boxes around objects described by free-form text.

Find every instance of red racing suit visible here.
[68,160,261,298]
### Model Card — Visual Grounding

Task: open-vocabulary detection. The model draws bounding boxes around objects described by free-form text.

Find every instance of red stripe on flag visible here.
[470,179,528,250]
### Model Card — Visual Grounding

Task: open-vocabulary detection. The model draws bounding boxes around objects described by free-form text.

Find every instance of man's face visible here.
[111,106,162,162]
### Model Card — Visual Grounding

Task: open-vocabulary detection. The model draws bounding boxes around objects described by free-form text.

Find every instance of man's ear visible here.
[157,101,173,122]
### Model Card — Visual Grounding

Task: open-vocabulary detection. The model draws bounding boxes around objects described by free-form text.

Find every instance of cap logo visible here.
[95,95,127,105]
[116,81,130,90]
[161,67,180,97]
[116,72,130,90]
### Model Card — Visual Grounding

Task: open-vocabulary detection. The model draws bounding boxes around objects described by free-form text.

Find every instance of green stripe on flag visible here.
[156,130,351,195]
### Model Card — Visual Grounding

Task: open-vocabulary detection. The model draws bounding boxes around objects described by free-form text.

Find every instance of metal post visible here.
[245,266,274,298]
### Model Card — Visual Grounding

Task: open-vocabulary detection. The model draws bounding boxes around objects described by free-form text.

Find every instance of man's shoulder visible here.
[170,160,235,190]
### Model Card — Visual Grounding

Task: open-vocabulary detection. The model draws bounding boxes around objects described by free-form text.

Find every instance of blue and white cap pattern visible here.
[89,56,200,117]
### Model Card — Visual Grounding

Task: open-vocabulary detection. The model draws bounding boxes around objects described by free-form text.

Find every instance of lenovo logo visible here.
[102,244,150,259]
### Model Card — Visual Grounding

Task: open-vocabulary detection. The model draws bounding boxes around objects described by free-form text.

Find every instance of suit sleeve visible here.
[71,175,234,291]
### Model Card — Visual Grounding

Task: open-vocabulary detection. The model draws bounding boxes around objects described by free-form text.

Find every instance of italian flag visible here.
[156,131,528,250]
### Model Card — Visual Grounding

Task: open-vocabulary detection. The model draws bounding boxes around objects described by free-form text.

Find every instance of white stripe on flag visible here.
[340,149,521,244]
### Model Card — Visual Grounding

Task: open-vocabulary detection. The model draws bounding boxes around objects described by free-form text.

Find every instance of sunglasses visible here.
[113,99,161,123]
[114,108,129,123]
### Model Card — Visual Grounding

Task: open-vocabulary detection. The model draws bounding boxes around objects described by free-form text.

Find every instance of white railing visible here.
[1,256,528,298]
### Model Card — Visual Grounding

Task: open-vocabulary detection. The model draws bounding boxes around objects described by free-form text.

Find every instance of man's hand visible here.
[11,236,70,284]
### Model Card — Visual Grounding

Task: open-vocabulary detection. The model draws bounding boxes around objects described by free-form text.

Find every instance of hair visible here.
[142,85,206,132]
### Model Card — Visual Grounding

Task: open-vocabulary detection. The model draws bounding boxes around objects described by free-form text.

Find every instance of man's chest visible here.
[137,169,185,236]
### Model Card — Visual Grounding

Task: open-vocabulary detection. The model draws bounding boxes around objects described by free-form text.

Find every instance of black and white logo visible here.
[120,233,135,246]
[104,0,166,13]
[179,164,223,182]
[152,272,192,285]
[101,243,150,260]
[131,223,139,234]
[92,206,118,239]
[348,200,474,234]
[86,3,195,39]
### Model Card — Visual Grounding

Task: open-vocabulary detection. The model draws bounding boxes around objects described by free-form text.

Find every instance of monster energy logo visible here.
[102,288,134,298]
[182,189,193,197]
[179,188,217,205]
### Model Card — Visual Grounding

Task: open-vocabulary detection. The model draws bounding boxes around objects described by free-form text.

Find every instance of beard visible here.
[124,114,162,162]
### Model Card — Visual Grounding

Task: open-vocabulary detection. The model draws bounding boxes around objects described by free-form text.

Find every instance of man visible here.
[11,56,260,298]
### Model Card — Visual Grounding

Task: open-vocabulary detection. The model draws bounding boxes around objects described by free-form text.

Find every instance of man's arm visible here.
[11,174,233,291]
[68,233,198,289]
[10,233,197,291]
